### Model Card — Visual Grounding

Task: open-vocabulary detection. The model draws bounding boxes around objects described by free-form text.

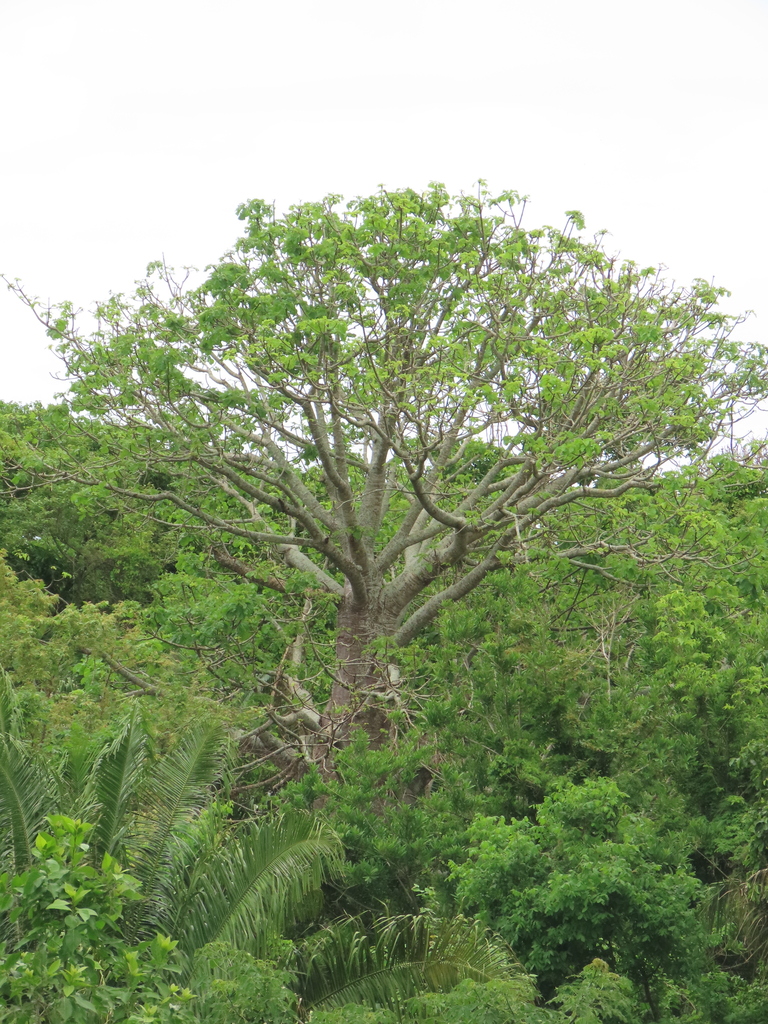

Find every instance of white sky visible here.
[1,0,766,411]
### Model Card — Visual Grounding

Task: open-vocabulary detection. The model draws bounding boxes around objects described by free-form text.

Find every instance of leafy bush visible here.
[451,778,704,1008]
[0,815,196,1023]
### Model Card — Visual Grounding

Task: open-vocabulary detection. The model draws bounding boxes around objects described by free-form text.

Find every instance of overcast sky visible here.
[1,0,766,411]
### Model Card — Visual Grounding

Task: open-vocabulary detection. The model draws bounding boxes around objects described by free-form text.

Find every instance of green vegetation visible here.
[2,185,768,1020]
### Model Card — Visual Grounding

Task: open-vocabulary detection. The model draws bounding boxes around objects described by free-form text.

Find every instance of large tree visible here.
[7,184,767,764]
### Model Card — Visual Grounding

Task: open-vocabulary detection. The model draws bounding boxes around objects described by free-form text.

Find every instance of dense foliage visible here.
[3,186,768,1021]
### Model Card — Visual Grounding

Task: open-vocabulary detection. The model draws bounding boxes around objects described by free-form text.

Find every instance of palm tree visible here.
[0,683,344,972]
[0,681,523,1019]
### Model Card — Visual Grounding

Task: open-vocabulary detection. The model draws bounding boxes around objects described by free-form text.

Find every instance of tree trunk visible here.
[241,577,401,783]
[329,579,394,746]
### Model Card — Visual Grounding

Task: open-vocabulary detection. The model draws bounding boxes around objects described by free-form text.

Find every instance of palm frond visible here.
[162,814,344,970]
[0,737,52,875]
[125,720,224,940]
[296,914,521,1013]
[0,674,21,739]
[89,704,148,859]
[50,736,101,821]
[704,872,768,967]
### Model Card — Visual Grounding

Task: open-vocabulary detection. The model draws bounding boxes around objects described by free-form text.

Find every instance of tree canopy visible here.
[5,183,768,763]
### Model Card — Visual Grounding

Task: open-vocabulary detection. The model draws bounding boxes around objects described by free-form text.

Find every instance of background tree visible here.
[6,184,767,767]
[0,401,176,605]
[450,779,704,1014]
